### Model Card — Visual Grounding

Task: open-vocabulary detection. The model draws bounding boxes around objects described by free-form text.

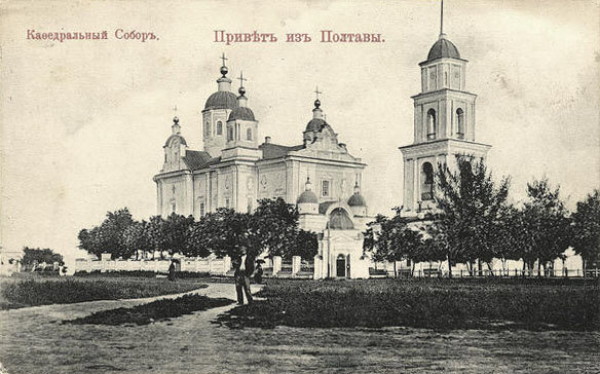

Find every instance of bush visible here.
[67,294,233,325]
[218,278,600,331]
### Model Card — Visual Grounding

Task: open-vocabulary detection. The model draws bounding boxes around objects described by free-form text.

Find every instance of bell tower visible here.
[400,0,490,215]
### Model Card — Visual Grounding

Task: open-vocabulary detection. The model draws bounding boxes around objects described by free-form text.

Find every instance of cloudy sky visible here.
[1,0,598,259]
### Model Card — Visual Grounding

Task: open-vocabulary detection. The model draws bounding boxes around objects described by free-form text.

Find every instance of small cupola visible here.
[297,177,319,215]
[347,182,367,217]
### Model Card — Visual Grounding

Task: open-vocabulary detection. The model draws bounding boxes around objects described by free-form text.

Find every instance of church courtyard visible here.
[0,277,598,374]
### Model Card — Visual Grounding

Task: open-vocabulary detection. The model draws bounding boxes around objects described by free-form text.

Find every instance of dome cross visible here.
[220,53,228,67]
[314,86,322,100]
[236,71,247,87]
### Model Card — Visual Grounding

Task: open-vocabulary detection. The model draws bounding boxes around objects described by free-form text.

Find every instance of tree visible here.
[571,190,600,274]
[186,220,212,258]
[518,179,572,276]
[433,156,510,277]
[161,213,195,256]
[200,208,253,260]
[22,247,64,266]
[364,208,425,277]
[77,208,135,259]
[250,198,299,259]
[123,220,154,259]
[292,230,319,260]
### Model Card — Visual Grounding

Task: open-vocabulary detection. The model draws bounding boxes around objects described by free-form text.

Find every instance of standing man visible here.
[233,252,255,305]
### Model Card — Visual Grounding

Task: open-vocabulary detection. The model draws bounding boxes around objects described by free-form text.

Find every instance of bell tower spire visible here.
[440,0,445,38]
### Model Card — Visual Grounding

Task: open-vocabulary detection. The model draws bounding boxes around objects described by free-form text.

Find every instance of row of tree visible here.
[78,198,319,262]
[364,157,600,277]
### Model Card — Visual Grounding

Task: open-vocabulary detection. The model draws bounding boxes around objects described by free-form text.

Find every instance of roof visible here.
[259,143,304,160]
[347,192,367,207]
[426,37,461,63]
[164,134,187,147]
[305,118,327,133]
[297,190,318,204]
[204,91,238,110]
[228,107,256,121]
[318,201,336,215]
[182,150,220,171]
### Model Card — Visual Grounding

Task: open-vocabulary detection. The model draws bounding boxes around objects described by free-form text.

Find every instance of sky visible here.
[1,0,599,260]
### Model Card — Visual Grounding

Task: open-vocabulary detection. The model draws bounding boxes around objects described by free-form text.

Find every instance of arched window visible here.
[227,124,234,141]
[427,109,436,140]
[456,108,465,139]
[216,121,223,135]
[421,162,434,201]
[246,128,252,141]
[204,121,211,137]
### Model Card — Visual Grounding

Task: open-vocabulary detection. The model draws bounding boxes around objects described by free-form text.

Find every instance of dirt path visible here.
[0,282,262,374]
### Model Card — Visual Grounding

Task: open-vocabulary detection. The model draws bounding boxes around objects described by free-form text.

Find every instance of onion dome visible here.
[228,82,255,121]
[347,182,367,207]
[204,58,239,110]
[425,35,460,63]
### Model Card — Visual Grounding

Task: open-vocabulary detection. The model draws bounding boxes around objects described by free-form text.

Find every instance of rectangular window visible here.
[225,198,230,209]
[200,202,205,217]
[322,180,330,197]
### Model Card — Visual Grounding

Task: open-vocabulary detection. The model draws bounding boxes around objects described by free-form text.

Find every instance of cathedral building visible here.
[153,59,372,278]
[399,14,491,216]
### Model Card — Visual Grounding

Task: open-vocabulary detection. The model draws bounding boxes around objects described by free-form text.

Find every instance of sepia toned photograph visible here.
[0,0,599,373]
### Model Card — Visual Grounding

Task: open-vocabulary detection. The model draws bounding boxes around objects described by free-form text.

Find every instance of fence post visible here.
[273,256,282,277]
[292,256,301,277]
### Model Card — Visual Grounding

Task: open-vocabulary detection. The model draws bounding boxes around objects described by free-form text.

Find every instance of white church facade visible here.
[153,60,372,279]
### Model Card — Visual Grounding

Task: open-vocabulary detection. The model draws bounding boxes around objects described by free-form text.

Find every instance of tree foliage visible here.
[22,247,64,265]
[571,189,600,268]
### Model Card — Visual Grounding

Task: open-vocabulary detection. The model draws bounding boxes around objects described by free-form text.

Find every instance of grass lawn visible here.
[219,278,600,331]
[0,274,208,309]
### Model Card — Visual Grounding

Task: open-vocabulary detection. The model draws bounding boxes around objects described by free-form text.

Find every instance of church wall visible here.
[257,162,288,201]
[234,164,258,213]
[217,167,235,209]
[192,172,208,219]
[157,174,190,217]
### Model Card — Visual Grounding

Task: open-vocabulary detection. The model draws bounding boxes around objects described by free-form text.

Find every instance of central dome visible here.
[426,37,461,62]
[204,91,238,110]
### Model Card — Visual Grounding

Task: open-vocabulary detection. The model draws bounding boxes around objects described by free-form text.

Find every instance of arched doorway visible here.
[336,254,346,278]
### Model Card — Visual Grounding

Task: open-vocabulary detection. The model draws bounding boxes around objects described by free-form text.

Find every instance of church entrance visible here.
[336,254,346,278]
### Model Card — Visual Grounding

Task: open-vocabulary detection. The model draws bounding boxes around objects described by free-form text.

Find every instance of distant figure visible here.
[254,262,263,284]
[233,254,254,305]
[168,259,177,281]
